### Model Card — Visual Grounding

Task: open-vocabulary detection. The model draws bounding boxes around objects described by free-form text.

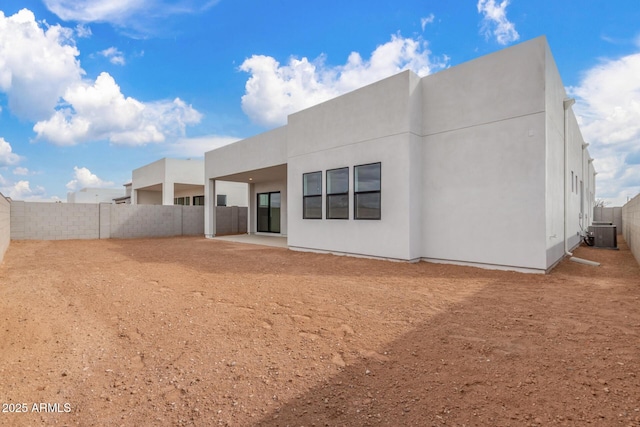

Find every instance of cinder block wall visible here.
[183,206,205,235]
[10,201,99,240]
[0,193,10,263]
[9,203,238,240]
[594,206,623,231]
[215,206,248,235]
[109,205,183,238]
[622,194,640,267]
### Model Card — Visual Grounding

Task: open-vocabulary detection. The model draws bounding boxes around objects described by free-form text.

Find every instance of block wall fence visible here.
[593,206,623,231]
[622,194,640,268]
[0,193,10,264]
[9,202,247,241]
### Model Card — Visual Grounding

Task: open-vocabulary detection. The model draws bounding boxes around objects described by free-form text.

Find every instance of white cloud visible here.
[99,47,125,65]
[569,51,640,205]
[421,14,435,31]
[240,34,448,127]
[33,72,201,146]
[0,9,84,121]
[0,180,47,200]
[13,167,30,176]
[164,135,241,158]
[477,0,519,45]
[75,23,92,38]
[66,166,114,191]
[43,0,220,36]
[0,10,201,146]
[0,137,22,166]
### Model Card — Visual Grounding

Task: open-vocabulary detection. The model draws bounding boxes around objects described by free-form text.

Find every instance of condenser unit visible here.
[588,225,618,249]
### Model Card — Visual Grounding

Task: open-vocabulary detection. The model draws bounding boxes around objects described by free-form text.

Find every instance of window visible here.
[303,171,322,219]
[326,167,349,219]
[354,162,381,220]
[193,195,205,206]
[174,197,189,205]
[216,194,227,207]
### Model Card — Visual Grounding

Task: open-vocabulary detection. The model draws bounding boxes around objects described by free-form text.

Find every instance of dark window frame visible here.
[354,162,381,220]
[326,167,349,220]
[257,191,281,233]
[303,171,322,219]
[193,195,205,206]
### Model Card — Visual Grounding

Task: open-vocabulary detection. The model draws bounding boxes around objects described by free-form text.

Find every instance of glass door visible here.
[257,192,281,233]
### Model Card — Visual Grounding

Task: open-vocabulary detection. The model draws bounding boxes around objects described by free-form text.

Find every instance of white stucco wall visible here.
[202,36,593,272]
[132,158,207,205]
[421,37,548,271]
[204,127,287,237]
[287,71,422,260]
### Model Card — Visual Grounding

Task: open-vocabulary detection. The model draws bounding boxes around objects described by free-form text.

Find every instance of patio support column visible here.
[163,182,175,205]
[205,178,216,238]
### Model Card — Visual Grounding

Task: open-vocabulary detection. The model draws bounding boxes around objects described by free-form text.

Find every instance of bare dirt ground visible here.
[0,236,639,427]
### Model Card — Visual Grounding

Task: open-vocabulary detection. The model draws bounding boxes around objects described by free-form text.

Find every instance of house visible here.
[203,36,596,273]
[67,187,125,203]
[131,158,247,207]
[113,183,132,204]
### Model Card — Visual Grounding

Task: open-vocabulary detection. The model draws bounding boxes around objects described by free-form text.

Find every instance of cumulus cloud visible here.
[0,180,47,200]
[34,72,201,146]
[0,9,84,121]
[240,34,448,127]
[0,137,22,167]
[66,166,114,191]
[99,47,125,65]
[477,0,519,45]
[569,51,640,205]
[0,10,201,146]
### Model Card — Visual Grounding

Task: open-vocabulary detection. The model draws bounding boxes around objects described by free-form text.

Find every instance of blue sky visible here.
[0,1,638,205]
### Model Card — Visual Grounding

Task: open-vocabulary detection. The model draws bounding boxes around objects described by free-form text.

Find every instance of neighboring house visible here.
[204,36,596,273]
[113,183,132,204]
[131,158,247,206]
[67,187,125,203]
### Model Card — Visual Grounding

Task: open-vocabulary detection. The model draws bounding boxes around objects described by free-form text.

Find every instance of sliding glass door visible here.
[257,192,281,233]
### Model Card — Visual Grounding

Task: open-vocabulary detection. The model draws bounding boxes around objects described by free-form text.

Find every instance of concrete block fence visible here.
[9,202,247,241]
[622,194,640,267]
[0,193,10,263]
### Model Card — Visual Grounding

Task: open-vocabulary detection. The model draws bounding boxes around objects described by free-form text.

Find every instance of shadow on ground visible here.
[254,240,640,427]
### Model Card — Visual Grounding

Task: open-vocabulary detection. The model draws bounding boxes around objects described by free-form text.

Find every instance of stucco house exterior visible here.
[131,158,248,207]
[67,187,125,203]
[204,36,596,273]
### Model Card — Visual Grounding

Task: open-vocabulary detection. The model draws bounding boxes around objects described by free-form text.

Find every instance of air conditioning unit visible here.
[588,225,618,249]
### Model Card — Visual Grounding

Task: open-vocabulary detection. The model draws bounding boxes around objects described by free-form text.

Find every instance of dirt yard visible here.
[0,236,639,427]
